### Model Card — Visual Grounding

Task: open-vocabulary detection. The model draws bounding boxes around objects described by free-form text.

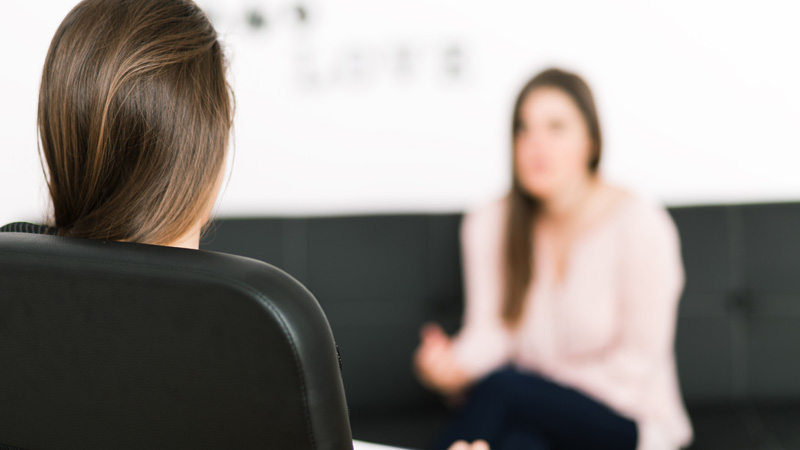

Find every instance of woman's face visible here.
[514,87,595,200]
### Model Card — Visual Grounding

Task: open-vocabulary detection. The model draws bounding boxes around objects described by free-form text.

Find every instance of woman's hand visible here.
[448,440,490,450]
[413,323,473,396]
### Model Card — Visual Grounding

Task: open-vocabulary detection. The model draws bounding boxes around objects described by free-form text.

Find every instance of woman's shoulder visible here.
[466,195,509,220]
[604,185,679,242]
[461,195,509,244]
[604,186,684,284]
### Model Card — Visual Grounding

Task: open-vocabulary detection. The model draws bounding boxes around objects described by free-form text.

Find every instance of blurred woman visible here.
[415,68,693,450]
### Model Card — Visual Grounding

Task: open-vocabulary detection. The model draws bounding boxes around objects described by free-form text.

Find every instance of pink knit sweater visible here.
[451,194,693,450]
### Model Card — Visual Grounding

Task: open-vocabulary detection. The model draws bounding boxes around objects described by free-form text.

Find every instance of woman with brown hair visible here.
[1,0,232,248]
[415,69,693,450]
[1,2,489,450]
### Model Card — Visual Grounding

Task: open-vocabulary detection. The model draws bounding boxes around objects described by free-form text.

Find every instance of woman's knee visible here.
[473,368,550,401]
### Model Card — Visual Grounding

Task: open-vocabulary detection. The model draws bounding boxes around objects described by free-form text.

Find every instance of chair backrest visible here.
[0,232,352,450]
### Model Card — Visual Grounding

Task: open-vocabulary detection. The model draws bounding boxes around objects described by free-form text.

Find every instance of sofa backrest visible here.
[202,203,800,411]
[204,215,463,415]
[673,203,800,404]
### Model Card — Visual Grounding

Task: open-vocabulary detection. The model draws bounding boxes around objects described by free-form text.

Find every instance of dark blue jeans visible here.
[434,368,638,450]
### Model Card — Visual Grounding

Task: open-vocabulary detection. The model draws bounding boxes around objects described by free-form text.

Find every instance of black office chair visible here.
[0,230,352,450]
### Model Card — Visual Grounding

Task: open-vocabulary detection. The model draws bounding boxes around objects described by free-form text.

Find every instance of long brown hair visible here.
[502,68,602,325]
[38,0,233,245]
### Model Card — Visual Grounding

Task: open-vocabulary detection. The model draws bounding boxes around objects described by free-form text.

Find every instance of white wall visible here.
[2,0,800,224]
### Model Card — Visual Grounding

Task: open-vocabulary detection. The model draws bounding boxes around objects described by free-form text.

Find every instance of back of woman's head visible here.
[38,0,232,245]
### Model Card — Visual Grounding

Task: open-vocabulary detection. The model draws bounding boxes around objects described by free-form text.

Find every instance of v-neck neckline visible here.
[535,193,635,292]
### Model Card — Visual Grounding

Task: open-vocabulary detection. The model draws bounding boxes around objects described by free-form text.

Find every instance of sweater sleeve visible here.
[450,199,514,379]
[562,200,685,419]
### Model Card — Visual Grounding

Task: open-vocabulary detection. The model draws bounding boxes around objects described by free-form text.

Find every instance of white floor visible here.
[353,440,413,450]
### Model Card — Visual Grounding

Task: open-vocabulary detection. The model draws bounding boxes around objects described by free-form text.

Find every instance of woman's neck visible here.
[167,227,201,249]
[540,175,598,224]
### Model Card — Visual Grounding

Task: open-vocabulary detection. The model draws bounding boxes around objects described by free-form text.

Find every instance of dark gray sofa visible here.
[201,202,800,449]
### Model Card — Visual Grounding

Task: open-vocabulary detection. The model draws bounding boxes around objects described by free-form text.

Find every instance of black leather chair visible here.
[0,231,352,450]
